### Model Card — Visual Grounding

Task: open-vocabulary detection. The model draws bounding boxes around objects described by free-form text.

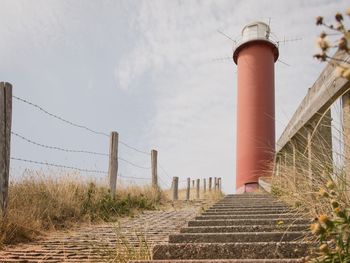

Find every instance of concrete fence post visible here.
[203,178,206,193]
[186,177,190,201]
[151,149,158,189]
[0,82,12,216]
[209,177,212,191]
[196,179,200,199]
[172,176,178,201]
[108,131,119,197]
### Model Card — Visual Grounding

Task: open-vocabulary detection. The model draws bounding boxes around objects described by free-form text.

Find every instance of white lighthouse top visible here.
[233,21,279,64]
[242,21,270,42]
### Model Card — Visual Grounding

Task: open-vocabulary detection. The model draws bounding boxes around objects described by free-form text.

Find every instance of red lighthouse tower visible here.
[233,22,279,193]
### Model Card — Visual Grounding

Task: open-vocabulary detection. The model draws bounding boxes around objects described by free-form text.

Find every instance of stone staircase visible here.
[131,193,311,262]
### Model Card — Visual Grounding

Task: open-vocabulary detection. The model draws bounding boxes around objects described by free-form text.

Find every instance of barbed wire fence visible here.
[169,176,222,201]
[0,82,175,214]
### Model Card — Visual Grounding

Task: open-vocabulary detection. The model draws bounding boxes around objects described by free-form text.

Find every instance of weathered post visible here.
[203,178,206,193]
[307,127,313,185]
[291,141,297,186]
[214,177,217,191]
[219,177,222,192]
[172,177,179,201]
[0,82,12,216]
[192,180,195,188]
[209,177,212,191]
[186,177,190,201]
[108,131,119,197]
[196,179,200,199]
[151,149,158,189]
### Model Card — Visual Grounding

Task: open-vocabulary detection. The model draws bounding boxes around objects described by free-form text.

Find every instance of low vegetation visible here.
[0,170,164,247]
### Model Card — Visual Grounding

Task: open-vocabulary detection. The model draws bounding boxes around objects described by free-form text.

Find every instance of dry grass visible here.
[271,110,350,218]
[0,170,165,247]
[106,230,152,263]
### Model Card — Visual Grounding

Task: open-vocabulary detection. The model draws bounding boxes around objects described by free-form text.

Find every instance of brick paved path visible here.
[0,200,208,262]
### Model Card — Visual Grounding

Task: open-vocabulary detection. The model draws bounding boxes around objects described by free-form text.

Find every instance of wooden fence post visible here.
[0,82,12,216]
[306,127,313,186]
[343,92,350,190]
[218,177,222,192]
[196,179,200,199]
[108,131,119,197]
[192,180,195,188]
[186,177,190,201]
[214,177,217,191]
[208,177,212,191]
[172,176,178,201]
[203,178,206,193]
[151,149,158,189]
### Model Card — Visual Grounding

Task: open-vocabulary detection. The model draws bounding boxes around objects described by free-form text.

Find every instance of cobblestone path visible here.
[0,200,209,262]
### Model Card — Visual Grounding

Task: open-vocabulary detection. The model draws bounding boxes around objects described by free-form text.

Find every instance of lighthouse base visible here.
[236,182,259,194]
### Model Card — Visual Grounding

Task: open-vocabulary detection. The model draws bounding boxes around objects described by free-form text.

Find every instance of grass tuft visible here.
[0,170,164,246]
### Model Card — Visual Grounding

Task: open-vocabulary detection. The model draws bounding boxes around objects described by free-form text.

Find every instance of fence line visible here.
[12,131,109,156]
[11,157,152,182]
[13,95,110,137]
[12,131,152,170]
[170,176,222,201]
[10,157,108,174]
[0,84,179,214]
[13,94,150,156]
[1,84,222,216]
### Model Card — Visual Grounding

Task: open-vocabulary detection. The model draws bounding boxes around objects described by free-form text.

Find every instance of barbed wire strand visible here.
[11,157,151,181]
[10,157,107,174]
[158,163,172,180]
[13,95,110,137]
[12,131,151,170]
[13,95,150,156]
[118,157,151,170]
[158,175,171,189]
[119,174,151,180]
[119,141,150,156]
[11,131,109,156]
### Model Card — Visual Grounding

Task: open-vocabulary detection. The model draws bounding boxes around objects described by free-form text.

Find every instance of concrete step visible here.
[216,199,280,203]
[215,199,278,203]
[211,202,286,208]
[168,232,306,243]
[205,207,291,212]
[225,194,272,198]
[188,218,308,227]
[209,205,289,209]
[201,210,293,215]
[211,203,287,207]
[129,259,305,262]
[180,224,309,233]
[152,242,311,259]
[195,214,300,220]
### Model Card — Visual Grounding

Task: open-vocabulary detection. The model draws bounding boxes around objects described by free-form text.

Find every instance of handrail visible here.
[276,51,350,152]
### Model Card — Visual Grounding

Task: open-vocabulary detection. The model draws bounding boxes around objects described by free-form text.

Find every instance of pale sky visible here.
[1,0,348,193]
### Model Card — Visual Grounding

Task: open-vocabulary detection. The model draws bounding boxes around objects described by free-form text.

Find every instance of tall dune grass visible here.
[0,170,165,246]
[271,104,350,261]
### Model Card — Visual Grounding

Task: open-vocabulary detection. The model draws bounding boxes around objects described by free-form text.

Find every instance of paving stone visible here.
[0,200,209,262]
